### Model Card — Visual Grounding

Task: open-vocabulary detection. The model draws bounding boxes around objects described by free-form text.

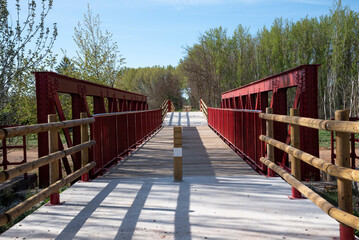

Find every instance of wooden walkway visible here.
[0,112,339,239]
[102,125,255,179]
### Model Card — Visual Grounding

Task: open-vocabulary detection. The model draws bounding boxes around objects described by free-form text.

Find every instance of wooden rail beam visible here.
[1,118,94,139]
[259,112,359,134]
[0,162,96,226]
[259,135,359,182]
[0,140,95,183]
[260,157,359,230]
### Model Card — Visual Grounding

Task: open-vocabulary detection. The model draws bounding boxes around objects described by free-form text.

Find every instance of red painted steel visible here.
[220,65,320,180]
[340,225,354,240]
[35,72,149,187]
[207,108,266,173]
[0,126,27,178]
[91,109,162,176]
[331,117,359,169]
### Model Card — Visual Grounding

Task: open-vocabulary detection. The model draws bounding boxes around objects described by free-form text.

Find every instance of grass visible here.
[319,130,359,149]
[319,130,332,148]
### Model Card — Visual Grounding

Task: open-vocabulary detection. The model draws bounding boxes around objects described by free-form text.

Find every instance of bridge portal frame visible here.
[35,72,148,187]
[221,65,320,181]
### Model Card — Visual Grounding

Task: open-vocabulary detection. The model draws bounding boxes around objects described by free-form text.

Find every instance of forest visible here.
[0,0,358,126]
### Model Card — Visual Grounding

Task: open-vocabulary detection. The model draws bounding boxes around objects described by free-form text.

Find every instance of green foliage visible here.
[73,5,125,87]
[0,53,57,126]
[0,0,57,113]
[0,0,57,126]
[319,130,332,148]
[180,0,359,119]
[117,66,183,109]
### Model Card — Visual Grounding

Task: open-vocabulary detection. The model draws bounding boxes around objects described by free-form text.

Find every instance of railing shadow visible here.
[55,181,119,240]
[114,182,153,239]
[175,181,191,240]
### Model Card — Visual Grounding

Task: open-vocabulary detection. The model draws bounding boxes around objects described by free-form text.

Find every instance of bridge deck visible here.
[102,125,255,179]
[1,112,339,239]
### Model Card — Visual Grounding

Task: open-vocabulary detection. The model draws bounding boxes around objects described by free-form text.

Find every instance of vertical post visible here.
[81,112,90,182]
[266,107,275,177]
[335,110,354,240]
[48,114,60,205]
[290,108,302,199]
[173,126,182,181]
[23,135,28,179]
[2,138,8,170]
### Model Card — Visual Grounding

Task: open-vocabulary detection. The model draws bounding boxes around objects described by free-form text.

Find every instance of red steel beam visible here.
[35,72,148,187]
[35,72,147,102]
[220,65,320,181]
[222,65,320,99]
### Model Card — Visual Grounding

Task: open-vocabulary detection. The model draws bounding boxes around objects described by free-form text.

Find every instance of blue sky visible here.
[12,0,359,68]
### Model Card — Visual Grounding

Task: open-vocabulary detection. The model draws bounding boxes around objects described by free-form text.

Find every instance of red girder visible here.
[218,65,320,181]
[35,72,149,187]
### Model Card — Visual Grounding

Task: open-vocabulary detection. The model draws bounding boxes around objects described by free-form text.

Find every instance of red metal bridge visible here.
[0,65,358,239]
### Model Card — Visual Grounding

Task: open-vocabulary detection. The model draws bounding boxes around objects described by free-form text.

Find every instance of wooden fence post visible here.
[48,114,60,205]
[266,107,275,177]
[174,126,182,181]
[81,112,90,182]
[289,108,302,199]
[335,110,354,240]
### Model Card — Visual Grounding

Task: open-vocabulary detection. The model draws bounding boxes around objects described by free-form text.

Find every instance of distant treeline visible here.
[1,1,357,126]
[117,66,184,110]
[179,1,359,119]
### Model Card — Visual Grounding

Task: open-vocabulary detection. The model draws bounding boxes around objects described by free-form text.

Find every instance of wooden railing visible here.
[161,100,175,121]
[259,108,359,239]
[0,114,96,226]
[199,99,208,118]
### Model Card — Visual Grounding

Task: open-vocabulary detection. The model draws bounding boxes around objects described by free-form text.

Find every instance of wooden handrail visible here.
[0,140,96,183]
[259,113,359,133]
[259,108,359,235]
[160,99,174,121]
[260,157,359,230]
[160,99,167,109]
[259,135,359,182]
[0,162,96,226]
[0,113,96,226]
[0,118,95,140]
[200,99,208,118]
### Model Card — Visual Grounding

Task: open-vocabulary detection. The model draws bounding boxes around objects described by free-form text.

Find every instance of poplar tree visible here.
[73,5,125,87]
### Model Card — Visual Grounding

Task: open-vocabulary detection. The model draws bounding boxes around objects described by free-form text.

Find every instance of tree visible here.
[0,0,57,110]
[117,66,183,109]
[73,5,125,87]
[56,56,77,76]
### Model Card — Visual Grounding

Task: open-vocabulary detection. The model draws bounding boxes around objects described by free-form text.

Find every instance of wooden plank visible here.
[103,126,256,179]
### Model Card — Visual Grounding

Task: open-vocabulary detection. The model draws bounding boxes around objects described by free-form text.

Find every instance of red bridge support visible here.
[35,72,149,187]
[220,65,320,180]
